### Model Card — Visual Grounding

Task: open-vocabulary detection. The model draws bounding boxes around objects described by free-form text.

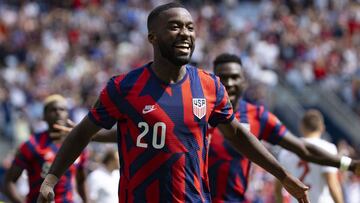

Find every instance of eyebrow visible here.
[167,20,194,25]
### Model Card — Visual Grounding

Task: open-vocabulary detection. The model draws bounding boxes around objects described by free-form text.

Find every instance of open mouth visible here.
[174,42,191,54]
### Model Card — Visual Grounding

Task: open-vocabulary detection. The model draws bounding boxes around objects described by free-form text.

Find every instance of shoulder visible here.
[110,66,147,84]
[189,66,217,80]
[187,65,220,89]
[305,138,337,154]
[88,168,106,180]
[22,132,42,148]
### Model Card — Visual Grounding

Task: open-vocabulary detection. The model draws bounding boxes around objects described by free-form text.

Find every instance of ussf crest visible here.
[193,98,206,119]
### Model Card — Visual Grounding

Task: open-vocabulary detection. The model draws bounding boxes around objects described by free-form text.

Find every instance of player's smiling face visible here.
[215,62,247,108]
[153,8,195,66]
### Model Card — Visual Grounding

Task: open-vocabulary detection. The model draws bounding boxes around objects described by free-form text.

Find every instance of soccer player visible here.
[209,53,359,202]
[276,109,344,203]
[3,94,88,203]
[37,3,309,203]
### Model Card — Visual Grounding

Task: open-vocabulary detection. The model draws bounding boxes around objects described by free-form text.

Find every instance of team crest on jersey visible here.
[193,98,206,119]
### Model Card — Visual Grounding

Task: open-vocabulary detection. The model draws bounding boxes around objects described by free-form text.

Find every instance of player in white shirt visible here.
[276,109,344,203]
[87,149,119,203]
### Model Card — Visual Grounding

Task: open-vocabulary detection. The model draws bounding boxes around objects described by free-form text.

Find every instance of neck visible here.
[304,131,322,138]
[151,57,187,84]
[232,97,242,112]
[105,164,115,173]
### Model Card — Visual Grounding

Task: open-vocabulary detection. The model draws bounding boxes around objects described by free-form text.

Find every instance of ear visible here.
[148,32,156,44]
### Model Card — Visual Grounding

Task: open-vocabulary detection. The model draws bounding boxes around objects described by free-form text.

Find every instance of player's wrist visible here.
[339,156,352,171]
[43,174,59,188]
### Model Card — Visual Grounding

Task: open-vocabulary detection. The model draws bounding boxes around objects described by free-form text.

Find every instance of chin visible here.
[173,56,191,66]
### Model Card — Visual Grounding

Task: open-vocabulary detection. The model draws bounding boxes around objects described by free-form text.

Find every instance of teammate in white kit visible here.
[276,109,344,203]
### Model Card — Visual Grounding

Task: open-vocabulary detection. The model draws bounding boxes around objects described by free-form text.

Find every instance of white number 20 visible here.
[136,122,166,149]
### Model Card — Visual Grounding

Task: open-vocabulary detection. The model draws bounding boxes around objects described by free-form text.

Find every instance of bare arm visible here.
[91,128,117,143]
[48,116,101,179]
[217,119,309,202]
[53,120,117,143]
[4,161,25,203]
[325,172,344,203]
[76,167,88,203]
[278,132,360,172]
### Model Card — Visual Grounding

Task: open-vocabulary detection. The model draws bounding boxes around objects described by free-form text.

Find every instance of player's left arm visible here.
[278,132,360,174]
[218,120,309,202]
[75,165,88,203]
[324,171,344,203]
[53,120,117,143]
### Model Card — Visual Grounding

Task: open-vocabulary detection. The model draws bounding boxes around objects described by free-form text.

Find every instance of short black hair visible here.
[213,53,243,71]
[147,2,186,32]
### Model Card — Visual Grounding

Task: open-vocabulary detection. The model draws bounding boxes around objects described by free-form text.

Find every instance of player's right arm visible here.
[4,152,26,203]
[325,171,344,203]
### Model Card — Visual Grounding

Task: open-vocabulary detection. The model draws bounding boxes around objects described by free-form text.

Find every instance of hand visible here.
[281,173,310,203]
[37,174,58,203]
[50,119,75,138]
[53,119,75,133]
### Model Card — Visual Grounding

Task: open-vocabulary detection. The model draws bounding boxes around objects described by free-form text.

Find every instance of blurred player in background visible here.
[276,109,344,203]
[37,2,309,203]
[208,53,358,202]
[3,94,88,203]
[87,149,119,203]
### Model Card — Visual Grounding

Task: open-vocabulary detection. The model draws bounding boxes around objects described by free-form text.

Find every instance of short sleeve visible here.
[208,77,234,127]
[88,76,124,129]
[321,144,338,173]
[259,108,287,144]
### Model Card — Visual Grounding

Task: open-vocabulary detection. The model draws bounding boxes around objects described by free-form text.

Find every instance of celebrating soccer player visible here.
[37,3,309,203]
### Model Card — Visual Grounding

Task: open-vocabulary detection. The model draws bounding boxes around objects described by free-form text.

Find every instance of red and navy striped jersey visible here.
[13,131,87,203]
[208,99,287,203]
[88,63,234,203]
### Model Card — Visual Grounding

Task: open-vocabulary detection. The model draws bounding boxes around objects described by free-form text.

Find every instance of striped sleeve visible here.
[259,108,287,144]
[209,76,234,127]
[88,76,123,129]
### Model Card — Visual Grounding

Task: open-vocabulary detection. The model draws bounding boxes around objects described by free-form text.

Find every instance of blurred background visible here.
[0,0,359,202]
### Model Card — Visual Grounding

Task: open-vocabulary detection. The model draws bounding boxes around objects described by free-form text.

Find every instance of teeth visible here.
[175,43,190,48]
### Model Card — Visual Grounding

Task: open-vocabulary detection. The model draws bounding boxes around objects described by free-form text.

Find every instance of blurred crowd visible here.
[0,0,359,202]
[0,0,360,141]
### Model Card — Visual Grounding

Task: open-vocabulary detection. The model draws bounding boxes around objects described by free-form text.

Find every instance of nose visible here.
[223,78,235,87]
[179,27,191,38]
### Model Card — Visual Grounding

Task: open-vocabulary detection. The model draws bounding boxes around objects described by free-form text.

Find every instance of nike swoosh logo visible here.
[142,108,156,114]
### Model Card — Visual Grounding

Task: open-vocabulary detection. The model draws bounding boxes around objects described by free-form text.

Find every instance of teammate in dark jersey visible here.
[37,3,310,203]
[208,53,360,203]
[3,94,88,203]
